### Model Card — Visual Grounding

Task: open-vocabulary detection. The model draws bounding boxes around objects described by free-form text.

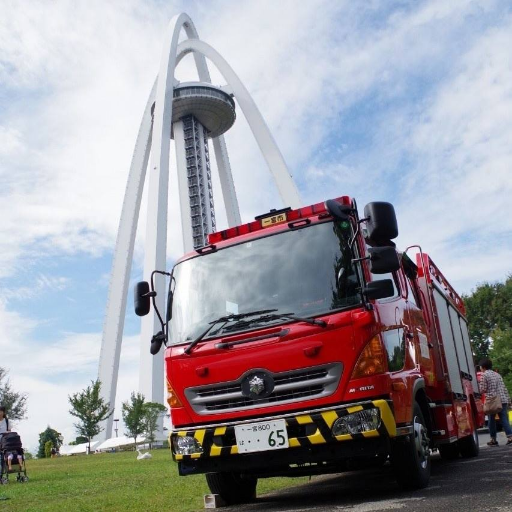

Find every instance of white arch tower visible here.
[97,13,301,439]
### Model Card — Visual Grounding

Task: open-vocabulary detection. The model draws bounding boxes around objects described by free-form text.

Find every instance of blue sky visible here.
[1,0,511,451]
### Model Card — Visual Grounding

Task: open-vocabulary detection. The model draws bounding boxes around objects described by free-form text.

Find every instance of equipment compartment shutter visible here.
[448,306,469,375]
[433,289,463,395]
[459,318,478,388]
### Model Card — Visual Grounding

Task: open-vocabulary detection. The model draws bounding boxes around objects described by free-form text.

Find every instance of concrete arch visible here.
[97,78,156,438]
[176,39,302,209]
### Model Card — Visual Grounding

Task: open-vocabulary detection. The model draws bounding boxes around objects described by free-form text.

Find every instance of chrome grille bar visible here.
[185,363,343,415]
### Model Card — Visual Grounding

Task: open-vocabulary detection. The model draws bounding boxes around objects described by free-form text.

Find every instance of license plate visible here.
[235,419,289,454]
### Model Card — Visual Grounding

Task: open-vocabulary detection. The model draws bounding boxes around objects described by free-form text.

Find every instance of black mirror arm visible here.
[349,238,374,312]
[166,274,176,324]
[349,217,369,249]
[352,255,370,264]
[344,215,373,312]
[150,270,172,344]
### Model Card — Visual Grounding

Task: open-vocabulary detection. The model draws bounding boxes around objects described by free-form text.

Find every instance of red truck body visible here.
[144,196,483,500]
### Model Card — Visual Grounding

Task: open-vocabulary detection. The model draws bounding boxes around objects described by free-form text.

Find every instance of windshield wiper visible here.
[183,309,278,354]
[216,328,290,349]
[281,313,328,327]
[221,312,327,333]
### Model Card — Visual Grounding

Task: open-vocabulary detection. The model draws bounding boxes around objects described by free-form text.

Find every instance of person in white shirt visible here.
[0,406,9,439]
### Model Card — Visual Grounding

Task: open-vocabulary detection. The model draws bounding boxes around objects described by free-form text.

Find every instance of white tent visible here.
[59,445,74,456]
[60,441,100,455]
[95,435,143,452]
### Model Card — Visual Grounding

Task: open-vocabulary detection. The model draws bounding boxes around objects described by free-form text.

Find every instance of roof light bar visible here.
[207,196,352,245]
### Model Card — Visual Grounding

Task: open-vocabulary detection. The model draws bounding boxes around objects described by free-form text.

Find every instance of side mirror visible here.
[368,247,400,274]
[364,202,398,245]
[134,281,151,317]
[150,332,165,355]
[364,279,395,300]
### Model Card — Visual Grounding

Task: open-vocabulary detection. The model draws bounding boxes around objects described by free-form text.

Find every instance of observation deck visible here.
[171,82,236,138]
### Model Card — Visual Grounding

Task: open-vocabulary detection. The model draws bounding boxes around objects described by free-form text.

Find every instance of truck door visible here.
[401,258,435,386]
[431,288,464,396]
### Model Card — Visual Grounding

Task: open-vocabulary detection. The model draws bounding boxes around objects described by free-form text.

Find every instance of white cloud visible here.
[1,311,143,451]
[2,0,509,281]
[0,0,177,276]
[1,274,69,301]
[386,21,512,290]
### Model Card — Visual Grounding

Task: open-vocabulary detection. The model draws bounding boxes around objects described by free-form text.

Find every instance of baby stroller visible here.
[0,432,28,484]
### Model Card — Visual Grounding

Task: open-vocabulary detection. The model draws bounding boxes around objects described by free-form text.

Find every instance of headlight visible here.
[173,435,204,455]
[332,408,381,436]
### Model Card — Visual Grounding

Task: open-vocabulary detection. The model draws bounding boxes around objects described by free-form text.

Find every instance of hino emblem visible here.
[241,370,274,398]
[249,375,265,395]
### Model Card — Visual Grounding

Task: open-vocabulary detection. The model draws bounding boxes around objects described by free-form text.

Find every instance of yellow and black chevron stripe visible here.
[172,399,396,461]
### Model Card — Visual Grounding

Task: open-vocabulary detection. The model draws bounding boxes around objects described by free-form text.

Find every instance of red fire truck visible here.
[135,196,483,504]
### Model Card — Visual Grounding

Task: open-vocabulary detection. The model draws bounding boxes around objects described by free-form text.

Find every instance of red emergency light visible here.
[207,196,352,245]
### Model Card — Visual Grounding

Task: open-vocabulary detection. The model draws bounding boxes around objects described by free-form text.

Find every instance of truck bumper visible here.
[171,399,397,477]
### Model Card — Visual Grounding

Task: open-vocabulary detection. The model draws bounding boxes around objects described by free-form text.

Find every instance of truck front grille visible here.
[185,363,343,415]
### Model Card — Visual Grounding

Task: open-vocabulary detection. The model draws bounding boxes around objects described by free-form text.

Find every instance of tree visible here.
[44,440,53,458]
[69,436,88,446]
[37,426,62,459]
[143,402,167,449]
[68,379,113,453]
[463,275,512,362]
[490,328,512,395]
[122,392,146,448]
[464,275,512,395]
[0,367,27,420]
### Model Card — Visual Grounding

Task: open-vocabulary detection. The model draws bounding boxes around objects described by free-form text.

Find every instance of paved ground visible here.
[229,430,512,512]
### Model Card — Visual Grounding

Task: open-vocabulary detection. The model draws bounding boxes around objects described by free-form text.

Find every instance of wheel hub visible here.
[414,417,430,469]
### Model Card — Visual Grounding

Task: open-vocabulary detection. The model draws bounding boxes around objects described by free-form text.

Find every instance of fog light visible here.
[332,408,381,436]
[173,435,204,455]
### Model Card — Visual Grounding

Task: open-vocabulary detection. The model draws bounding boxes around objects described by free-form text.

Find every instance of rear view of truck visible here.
[135,196,483,504]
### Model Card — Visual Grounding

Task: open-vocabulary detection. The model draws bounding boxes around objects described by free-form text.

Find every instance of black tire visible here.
[391,402,431,490]
[438,442,459,460]
[459,418,479,458]
[205,472,257,505]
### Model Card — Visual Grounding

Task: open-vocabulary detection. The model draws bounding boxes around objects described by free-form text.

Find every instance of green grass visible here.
[0,450,307,511]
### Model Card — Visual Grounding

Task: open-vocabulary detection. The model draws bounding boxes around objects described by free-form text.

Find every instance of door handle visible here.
[304,342,323,357]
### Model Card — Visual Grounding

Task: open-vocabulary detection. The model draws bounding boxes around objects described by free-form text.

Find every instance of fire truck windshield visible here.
[169,220,361,345]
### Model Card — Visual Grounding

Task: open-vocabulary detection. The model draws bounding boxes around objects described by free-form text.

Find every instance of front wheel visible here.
[391,402,431,489]
[206,472,257,505]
